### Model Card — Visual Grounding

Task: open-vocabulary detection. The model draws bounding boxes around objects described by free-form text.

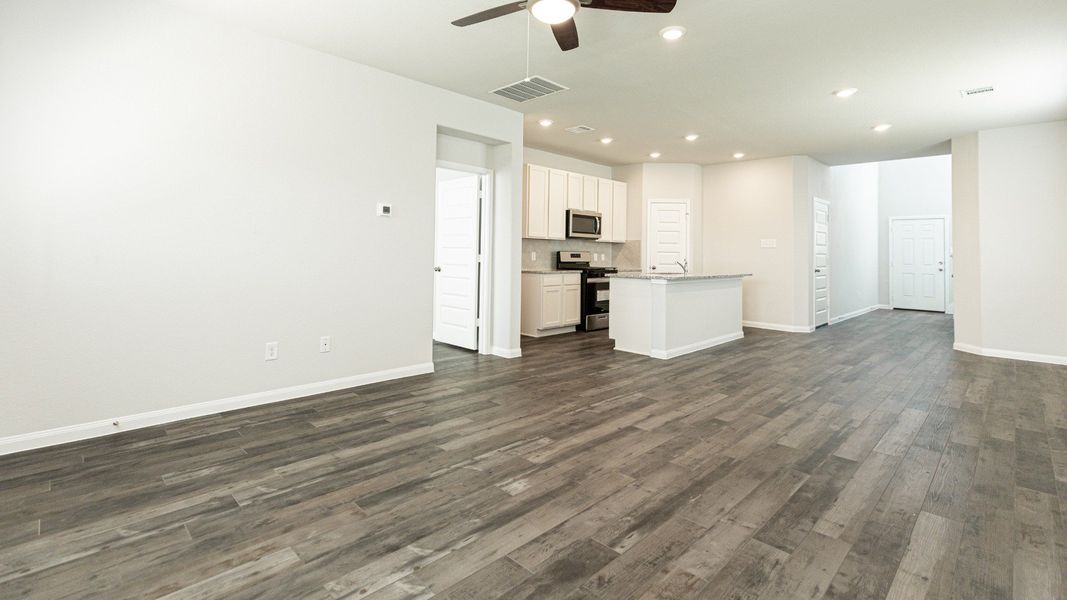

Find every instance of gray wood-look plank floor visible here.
[2,310,1066,599]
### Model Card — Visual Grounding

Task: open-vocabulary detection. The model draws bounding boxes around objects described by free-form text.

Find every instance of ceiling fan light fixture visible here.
[529,0,578,25]
[660,26,687,41]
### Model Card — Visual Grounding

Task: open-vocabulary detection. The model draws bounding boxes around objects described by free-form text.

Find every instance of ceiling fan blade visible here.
[551,18,580,51]
[452,2,527,27]
[584,0,677,13]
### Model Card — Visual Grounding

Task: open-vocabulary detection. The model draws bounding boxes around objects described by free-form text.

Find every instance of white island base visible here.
[609,274,749,360]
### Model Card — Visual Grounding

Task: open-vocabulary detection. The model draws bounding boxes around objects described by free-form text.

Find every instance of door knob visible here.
[650,265,657,270]
[814,269,822,273]
[434,266,442,272]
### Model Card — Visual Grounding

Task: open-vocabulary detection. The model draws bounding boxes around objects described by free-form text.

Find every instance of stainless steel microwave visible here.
[567,209,602,239]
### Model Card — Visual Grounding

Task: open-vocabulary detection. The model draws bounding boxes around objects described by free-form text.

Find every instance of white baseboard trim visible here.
[742,321,815,334]
[829,305,885,325]
[876,304,892,310]
[952,343,1067,366]
[650,331,745,360]
[491,346,522,359]
[0,362,435,457]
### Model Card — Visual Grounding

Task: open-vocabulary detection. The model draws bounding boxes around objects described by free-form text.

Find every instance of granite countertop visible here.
[609,272,752,281]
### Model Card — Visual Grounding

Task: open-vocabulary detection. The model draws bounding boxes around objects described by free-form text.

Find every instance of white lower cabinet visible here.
[521,272,582,336]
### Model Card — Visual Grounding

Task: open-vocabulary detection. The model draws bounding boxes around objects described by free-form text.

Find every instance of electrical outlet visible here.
[531,251,537,262]
[319,336,331,353]
[264,342,278,361]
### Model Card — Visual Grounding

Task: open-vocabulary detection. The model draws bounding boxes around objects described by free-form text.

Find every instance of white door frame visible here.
[436,160,494,355]
[812,197,830,328]
[646,198,692,273]
[888,215,950,313]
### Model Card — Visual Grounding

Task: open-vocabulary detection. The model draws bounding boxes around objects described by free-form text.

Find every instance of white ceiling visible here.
[165,0,1067,166]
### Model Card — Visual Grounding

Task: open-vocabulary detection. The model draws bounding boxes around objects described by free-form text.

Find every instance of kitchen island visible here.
[608,273,750,359]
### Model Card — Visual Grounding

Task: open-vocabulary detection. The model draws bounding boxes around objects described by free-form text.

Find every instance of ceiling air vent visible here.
[565,125,596,134]
[960,85,995,97]
[491,76,568,103]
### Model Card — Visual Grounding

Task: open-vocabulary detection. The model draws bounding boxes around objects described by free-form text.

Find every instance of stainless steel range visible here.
[555,251,617,331]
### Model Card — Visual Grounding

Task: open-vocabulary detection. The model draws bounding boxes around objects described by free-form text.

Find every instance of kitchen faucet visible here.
[675,259,689,275]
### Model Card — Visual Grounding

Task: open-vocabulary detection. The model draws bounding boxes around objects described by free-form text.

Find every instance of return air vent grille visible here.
[960,86,995,97]
[491,76,568,103]
[565,125,596,134]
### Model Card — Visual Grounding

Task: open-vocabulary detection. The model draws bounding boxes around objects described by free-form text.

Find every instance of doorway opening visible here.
[889,216,949,313]
[434,165,492,353]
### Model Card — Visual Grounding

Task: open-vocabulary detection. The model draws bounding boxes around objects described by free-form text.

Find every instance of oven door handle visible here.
[586,277,610,283]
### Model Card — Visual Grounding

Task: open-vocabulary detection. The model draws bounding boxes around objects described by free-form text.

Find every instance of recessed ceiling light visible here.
[538,118,554,127]
[833,87,858,98]
[529,0,578,25]
[872,123,893,133]
[659,26,687,41]
[685,134,700,142]
[600,137,613,145]
[733,152,745,159]
[649,152,661,159]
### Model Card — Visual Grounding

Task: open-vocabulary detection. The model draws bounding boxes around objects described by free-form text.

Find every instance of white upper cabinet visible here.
[582,175,599,212]
[566,172,583,211]
[523,164,628,242]
[547,169,567,240]
[612,181,628,243]
[524,164,549,239]
[597,178,614,243]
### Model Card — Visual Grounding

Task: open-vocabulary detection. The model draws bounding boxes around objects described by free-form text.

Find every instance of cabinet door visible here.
[541,285,563,329]
[525,164,549,239]
[562,284,582,325]
[597,178,613,243]
[547,169,567,240]
[612,181,628,242]
[582,175,598,212]
[566,172,583,210]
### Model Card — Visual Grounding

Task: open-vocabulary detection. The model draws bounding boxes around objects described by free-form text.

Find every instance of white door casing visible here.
[434,173,481,350]
[891,217,946,312]
[813,198,830,327]
[647,200,690,274]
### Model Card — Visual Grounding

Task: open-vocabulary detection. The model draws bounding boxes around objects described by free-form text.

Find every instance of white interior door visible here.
[434,171,480,349]
[891,218,946,312]
[648,201,689,273]
[813,198,830,327]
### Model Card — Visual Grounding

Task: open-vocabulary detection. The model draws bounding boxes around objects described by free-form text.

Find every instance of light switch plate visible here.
[760,239,777,248]
[264,342,278,361]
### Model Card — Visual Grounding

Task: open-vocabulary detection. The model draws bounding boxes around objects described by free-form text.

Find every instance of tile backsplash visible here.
[522,239,642,271]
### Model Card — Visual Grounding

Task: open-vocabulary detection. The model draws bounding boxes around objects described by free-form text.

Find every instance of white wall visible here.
[0,0,524,447]
[951,134,982,348]
[877,155,953,307]
[703,157,805,330]
[953,120,1067,363]
[827,163,880,320]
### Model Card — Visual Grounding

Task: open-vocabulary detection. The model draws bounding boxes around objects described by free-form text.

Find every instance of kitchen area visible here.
[520,152,748,359]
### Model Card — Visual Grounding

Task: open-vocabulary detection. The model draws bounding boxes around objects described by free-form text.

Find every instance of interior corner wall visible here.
[827,162,880,320]
[702,157,802,330]
[972,120,1067,361]
[951,134,982,349]
[877,155,953,307]
[0,0,524,446]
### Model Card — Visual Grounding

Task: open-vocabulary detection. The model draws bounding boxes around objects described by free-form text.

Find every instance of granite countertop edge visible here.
[608,272,752,281]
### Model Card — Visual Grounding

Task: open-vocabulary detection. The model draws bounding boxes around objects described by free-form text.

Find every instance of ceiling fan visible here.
[452,0,678,51]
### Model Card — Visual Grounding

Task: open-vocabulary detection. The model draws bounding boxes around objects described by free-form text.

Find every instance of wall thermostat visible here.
[376,203,392,217]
